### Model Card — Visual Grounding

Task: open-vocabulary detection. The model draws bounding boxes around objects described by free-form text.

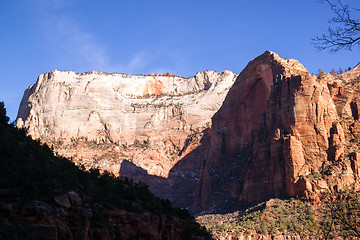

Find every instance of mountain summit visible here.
[16,51,360,214]
[197,51,360,212]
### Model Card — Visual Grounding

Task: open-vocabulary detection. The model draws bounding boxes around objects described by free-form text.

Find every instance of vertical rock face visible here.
[16,70,237,209]
[17,70,236,148]
[196,51,360,212]
[16,51,360,214]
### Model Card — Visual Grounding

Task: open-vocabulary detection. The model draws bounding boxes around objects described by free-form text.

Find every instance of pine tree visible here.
[330,68,336,75]
[0,102,9,124]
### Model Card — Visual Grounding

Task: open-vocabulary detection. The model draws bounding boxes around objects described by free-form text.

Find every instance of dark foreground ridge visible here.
[0,102,211,240]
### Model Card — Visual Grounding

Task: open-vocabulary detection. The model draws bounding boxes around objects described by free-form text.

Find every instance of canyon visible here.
[16,70,236,209]
[0,113,209,240]
[16,51,360,215]
[196,51,360,213]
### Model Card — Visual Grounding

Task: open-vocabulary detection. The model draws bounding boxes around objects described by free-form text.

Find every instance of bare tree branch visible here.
[313,0,360,52]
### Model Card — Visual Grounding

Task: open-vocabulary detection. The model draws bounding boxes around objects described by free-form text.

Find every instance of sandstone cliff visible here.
[0,117,210,240]
[16,52,360,215]
[16,70,236,208]
[196,51,360,212]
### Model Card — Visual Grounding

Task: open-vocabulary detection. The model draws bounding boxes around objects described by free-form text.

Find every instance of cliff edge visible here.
[16,52,360,214]
[196,51,360,212]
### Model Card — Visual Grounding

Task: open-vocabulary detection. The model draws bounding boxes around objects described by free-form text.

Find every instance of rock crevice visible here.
[16,52,360,214]
[196,51,360,212]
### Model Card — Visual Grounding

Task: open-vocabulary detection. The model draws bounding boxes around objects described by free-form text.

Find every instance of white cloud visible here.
[110,52,150,74]
[33,1,186,75]
[43,17,109,69]
[35,0,69,9]
[49,0,67,8]
[107,51,177,75]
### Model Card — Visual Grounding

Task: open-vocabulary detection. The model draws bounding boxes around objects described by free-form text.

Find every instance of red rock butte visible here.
[16,51,360,213]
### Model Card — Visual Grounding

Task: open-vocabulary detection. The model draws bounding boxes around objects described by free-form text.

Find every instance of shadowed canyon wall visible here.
[196,51,360,212]
[16,70,236,209]
[17,52,360,213]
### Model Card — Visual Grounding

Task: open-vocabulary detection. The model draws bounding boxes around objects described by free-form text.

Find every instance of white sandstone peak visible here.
[16,69,237,177]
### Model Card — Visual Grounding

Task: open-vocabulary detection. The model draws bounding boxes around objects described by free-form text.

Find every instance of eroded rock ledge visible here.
[196,51,360,212]
[16,51,360,214]
[16,69,237,209]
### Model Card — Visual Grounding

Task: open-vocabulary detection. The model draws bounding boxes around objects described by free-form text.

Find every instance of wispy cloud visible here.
[112,52,148,74]
[35,0,70,9]
[42,17,109,69]
[49,0,67,8]
[33,0,186,75]
[103,50,177,75]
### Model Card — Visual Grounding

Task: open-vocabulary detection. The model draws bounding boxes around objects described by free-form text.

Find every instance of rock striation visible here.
[196,51,360,212]
[16,70,236,208]
[16,51,360,215]
[0,117,211,240]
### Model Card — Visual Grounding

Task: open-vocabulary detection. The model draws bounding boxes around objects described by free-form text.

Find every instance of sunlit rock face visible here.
[17,52,360,214]
[195,51,360,212]
[16,69,237,208]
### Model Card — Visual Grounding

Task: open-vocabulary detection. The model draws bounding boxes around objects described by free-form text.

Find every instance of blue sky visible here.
[1,0,359,120]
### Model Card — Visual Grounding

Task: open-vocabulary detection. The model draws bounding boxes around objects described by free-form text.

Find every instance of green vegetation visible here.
[321,190,360,239]
[198,192,360,239]
[132,139,150,149]
[316,67,348,76]
[0,102,212,239]
[0,115,193,220]
[0,102,9,124]
[197,198,318,238]
[330,68,337,75]
[4,98,360,239]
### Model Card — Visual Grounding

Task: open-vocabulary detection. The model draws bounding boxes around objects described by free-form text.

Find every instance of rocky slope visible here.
[0,109,210,240]
[197,194,360,240]
[16,70,236,208]
[196,51,360,212]
[16,51,360,216]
